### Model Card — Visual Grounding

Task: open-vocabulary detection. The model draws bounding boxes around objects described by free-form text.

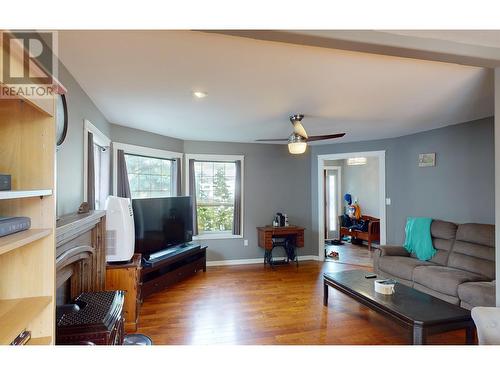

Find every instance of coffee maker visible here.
[273,212,289,227]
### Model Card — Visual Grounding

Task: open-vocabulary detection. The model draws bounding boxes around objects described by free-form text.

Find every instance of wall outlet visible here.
[243,239,248,246]
[386,198,391,205]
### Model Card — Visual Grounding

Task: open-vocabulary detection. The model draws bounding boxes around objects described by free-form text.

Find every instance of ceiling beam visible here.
[204,30,500,68]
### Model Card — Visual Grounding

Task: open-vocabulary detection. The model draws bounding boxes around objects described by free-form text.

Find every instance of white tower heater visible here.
[105,196,135,262]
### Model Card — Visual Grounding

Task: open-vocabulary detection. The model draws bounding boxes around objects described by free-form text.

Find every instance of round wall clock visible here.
[55,94,68,147]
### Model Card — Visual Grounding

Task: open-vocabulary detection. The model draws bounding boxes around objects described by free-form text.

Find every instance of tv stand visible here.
[140,244,207,299]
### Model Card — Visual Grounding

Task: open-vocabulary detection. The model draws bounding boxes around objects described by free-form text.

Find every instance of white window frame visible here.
[112,142,183,197]
[83,119,111,205]
[185,153,244,240]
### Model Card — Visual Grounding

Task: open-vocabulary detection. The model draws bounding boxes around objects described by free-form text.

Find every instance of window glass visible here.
[194,161,236,234]
[125,154,174,199]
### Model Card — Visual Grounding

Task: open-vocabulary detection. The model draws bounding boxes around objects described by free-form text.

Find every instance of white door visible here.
[325,169,341,240]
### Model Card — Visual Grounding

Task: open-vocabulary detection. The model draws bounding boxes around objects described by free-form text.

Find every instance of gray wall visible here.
[342,157,380,218]
[56,63,111,216]
[110,124,184,153]
[311,117,495,252]
[184,141,314,261]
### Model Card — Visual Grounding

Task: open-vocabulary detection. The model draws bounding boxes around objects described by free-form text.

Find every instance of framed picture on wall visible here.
[418,153,436,167]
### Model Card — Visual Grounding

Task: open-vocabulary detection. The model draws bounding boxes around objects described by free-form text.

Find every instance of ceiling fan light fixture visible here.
[288,133,307,154]
[290,114,308,139]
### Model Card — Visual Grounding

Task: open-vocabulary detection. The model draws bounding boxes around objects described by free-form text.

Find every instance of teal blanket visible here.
[403,217,436,261]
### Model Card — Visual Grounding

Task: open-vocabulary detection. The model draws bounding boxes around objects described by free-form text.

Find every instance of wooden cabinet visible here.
[105,254,142,332]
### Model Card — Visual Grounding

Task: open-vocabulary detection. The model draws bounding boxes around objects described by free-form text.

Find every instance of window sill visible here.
[193,233,243,240]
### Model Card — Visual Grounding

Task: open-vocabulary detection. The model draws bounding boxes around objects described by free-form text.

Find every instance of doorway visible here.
[318,151,386,265]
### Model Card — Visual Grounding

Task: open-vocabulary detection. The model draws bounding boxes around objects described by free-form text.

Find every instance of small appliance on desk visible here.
[273,212,289,227]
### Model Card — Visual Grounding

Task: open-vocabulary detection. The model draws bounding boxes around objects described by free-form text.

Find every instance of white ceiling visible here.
[57,30,494,144]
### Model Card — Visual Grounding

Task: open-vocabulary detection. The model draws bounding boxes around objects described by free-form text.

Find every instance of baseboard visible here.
[206,255,320,267]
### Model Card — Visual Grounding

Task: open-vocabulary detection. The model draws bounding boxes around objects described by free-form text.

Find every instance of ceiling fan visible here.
[256,114,346,154]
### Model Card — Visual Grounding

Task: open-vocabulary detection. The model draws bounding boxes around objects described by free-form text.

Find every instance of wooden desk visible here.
[257,226,305,267]
[257,226,305,250]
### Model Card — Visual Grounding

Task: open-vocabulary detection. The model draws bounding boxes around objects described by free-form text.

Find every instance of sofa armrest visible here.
[379,245,410,257]
[373,245,409,273]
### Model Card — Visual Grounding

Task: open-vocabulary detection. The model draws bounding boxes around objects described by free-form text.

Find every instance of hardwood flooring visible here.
[136,261,467,345]
[325,241,375,267]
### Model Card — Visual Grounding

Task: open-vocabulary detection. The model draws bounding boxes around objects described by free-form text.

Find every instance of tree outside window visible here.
[125,154,174,199]
[195,161,235,233]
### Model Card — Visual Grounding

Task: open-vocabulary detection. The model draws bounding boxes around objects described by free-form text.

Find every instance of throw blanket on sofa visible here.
[403,217,436,261]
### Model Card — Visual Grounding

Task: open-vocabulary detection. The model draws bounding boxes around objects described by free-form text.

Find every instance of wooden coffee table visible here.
[323,269,476,345]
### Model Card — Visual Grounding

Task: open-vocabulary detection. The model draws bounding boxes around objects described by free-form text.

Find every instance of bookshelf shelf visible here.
[0,229,52,257]
[0,296,52,345]
[26,336,52,345]
[0,189,52,200]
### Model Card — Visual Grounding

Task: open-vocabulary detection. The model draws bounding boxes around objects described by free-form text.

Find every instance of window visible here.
[124,154,174,199]
[195,161,235,233]
[112,142,183,200]
[93,143,110,210]
[84,120,111,210]
[186,154,244,239]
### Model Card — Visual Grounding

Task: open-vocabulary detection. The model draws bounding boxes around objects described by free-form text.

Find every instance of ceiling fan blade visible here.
[255,138,289,142]
[306,133,346,142]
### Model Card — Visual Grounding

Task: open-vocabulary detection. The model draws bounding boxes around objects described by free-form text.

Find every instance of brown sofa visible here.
[373,220,495,309]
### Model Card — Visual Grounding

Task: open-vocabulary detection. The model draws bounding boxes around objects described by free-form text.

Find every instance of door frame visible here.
[317,150,386,260]
[323,166,342,240]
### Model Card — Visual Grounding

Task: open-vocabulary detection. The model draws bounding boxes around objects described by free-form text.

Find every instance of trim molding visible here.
[317,150,387,261]
[83,119,111,202]
[206,255,320,267]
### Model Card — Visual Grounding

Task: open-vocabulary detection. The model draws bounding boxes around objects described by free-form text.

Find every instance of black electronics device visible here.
[0,216,31,237]
[0,174,11,191]
[365,274,377,279]
[132,196,193,259]
[275,212,285,226]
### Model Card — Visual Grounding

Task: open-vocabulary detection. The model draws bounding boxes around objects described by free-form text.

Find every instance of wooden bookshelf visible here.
[0,32,59,345]
[0,229,52,257]
[0,189,52,200]
[26,336,52,345]
[0,297,52,345]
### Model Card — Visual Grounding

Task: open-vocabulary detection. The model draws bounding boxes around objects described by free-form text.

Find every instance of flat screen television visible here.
[132,196,193,258]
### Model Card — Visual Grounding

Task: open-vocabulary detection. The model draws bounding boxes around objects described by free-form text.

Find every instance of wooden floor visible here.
[325,241,375,267]
[136,261,468,345]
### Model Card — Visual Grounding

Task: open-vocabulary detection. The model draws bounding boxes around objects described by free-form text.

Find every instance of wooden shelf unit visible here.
[0,228,52,257]
[0,296,52,345]
[0,189,52,200]
[26,336,52,345]
[0,33,59,345]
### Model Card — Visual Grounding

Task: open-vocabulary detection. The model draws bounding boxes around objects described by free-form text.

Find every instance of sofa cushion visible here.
[447,223,495,280]
[423,220,458,265]
[378,256,430,281]
[458,281,496,308]
[413,266,485,297]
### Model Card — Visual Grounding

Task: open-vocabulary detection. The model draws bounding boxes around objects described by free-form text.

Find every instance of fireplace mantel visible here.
[56,210,106,303]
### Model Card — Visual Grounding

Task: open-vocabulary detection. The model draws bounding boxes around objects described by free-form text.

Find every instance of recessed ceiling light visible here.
[193,91,208,99]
